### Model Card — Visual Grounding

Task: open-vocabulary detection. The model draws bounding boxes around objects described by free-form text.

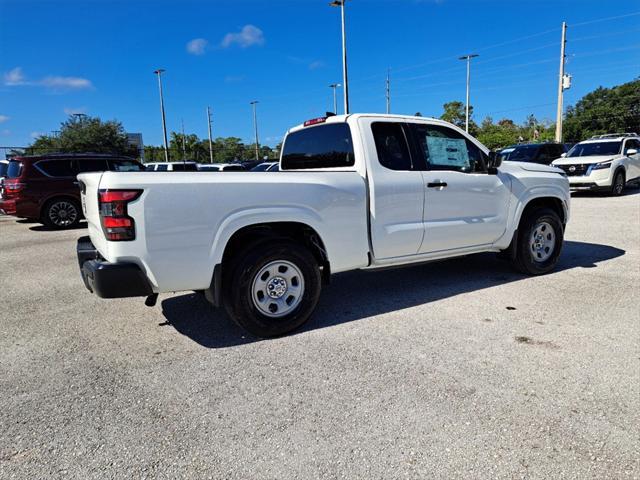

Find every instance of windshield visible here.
[505,145,540,162]
[567,141,621,157]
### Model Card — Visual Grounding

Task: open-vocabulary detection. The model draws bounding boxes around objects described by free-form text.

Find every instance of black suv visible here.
[498,143,568,165]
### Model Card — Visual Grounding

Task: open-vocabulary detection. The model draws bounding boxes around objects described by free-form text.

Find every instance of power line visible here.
[570,11,640,28]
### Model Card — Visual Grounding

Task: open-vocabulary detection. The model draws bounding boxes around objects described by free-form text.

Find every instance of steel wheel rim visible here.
[251,260,305,318]
[530,221,556,263]
[49,201,77,227]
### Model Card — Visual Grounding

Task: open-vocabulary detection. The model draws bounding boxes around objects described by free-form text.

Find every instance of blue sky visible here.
[1,0,639,151]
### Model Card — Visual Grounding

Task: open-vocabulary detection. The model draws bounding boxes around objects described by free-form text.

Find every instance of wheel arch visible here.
[203,220,331,307]
[39,194,82,219]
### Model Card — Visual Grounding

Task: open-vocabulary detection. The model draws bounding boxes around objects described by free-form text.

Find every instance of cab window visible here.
[409,124,486,173]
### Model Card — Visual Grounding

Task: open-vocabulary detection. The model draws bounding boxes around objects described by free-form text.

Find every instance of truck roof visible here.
[287,113,441,134]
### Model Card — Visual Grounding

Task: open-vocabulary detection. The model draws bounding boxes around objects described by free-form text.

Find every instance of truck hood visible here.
[502,161,563,175]
[551,155,615,166]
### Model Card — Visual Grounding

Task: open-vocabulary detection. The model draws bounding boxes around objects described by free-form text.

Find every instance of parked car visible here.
[552,133,640,195]
[499,143,568,165]
[145,162,199,172]
[250,162,279,172]
[198,163,246,172]
[0,159,8,180]
[76,114,570,337]
[0,154,144,228]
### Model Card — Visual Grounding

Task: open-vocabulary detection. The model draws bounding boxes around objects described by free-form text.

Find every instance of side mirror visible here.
[487,151,502,173]
[560,153,567,158]
[626,148,638,156]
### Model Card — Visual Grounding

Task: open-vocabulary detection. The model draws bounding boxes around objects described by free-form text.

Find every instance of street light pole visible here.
[250,101,260,162]
[458,54,479,133]
[207,106,214,163]
[153,69,170,162]
[329,83,341,114]
[385,68,391,115]
[555,22,568,142]
[330,0,349,114]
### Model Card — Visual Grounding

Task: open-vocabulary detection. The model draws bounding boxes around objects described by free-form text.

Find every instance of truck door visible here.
[360,119,425,259]
[408,122,511,254]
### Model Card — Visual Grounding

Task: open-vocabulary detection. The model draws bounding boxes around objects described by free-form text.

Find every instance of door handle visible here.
[427,182,448,188]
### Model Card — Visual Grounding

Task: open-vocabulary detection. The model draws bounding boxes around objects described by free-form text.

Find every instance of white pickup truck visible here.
[77,114,570,337]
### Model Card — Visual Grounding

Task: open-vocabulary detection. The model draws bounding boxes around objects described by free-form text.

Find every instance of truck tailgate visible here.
[77,172,108,258]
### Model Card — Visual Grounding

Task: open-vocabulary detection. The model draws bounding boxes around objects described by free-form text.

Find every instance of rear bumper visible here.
[0,198,16,215]
[77,236,153,298]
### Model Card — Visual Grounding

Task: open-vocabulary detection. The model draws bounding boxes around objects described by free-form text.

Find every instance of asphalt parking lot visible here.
[0,191,638,479]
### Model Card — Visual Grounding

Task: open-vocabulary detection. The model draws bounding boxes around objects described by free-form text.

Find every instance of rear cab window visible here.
[281,123,354,170]
[110,160,144,172]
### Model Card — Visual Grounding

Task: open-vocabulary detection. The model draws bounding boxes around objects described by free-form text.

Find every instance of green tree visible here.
[441,101,478,134]
[563,79,640,142]
[56,115,135,155]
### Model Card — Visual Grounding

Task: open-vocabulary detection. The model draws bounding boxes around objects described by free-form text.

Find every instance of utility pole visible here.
[385,68,391,114]
[153,69,170,162]
[329,83,341,114]
[458,54,479,133]
[207,106,214,163]
[181,118,186,164]
[555,22,568,142]
[330,0,349,114]
[250,101,260,162]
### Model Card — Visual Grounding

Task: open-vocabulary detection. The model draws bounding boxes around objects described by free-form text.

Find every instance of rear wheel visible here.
[610,169,625,196]
[42,198,81,229]
[223,240,322,337]
[511,208,563,275]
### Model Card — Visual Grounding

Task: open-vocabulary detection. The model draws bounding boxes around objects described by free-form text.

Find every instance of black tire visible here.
[41,198,81,229]
[223,240,322,337]
[511,208,564,275]
[610,169,625,196]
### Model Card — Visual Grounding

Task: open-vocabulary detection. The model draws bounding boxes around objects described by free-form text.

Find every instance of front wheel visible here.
[511,208,564,275]
[610,170,625,196]
[223,241,322,337]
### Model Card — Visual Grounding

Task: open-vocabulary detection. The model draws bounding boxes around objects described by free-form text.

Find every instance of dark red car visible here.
[0,154,143,228]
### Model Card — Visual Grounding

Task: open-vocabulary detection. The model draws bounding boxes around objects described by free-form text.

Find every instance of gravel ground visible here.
[0,191,638,479]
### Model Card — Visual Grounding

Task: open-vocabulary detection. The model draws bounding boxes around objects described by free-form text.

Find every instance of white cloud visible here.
[224,75,245,83]
[4,67,25,86]
[308,60,325,70]
[221,25,264,48]
[0,115,9,123]
[186,38,208,55]
[41,76,92,90]
[63,107,87,115]
[3,67,92,90]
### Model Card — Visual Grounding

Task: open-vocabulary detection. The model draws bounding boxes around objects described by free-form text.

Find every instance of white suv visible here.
[552,133,640,195]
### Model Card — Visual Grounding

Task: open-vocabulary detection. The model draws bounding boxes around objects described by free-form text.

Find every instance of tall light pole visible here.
[330,0,349,114]
[385,68,391,114]
[555,22,568,142]
[458,54,479,133]
[250,101,260,162]
[180,118,186,164]
[206,106,214,163]
[329,83,341,114]
[153,69,169,162]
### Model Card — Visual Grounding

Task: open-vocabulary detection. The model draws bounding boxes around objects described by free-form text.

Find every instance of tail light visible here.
[3,180,25,197]
[98,189,142,241]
